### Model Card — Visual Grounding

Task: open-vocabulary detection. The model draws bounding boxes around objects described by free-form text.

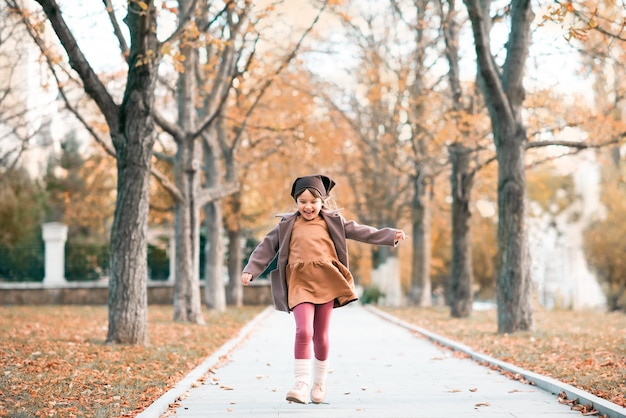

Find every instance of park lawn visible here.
[0,304,264,418]
[382,305,626,410]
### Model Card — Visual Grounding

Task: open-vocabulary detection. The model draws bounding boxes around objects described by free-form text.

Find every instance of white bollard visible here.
[42,222,68,286]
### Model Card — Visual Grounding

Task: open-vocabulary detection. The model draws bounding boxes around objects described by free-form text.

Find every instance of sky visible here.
[56,0,594,103]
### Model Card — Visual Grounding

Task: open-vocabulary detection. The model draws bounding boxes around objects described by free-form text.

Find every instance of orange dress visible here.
[286,215,358,310]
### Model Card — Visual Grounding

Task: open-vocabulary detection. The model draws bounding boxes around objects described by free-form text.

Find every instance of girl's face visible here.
[296,189,323,221]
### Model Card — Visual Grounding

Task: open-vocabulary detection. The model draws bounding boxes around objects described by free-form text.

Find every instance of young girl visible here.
[241,174,406,404]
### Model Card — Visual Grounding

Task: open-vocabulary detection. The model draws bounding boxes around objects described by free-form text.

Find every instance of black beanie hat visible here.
[290,174,336,199]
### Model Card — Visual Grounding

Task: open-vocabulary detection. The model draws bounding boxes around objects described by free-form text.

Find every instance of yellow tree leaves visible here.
[44,141,116,243]
[526,168,575,215]
[540,0,625,42]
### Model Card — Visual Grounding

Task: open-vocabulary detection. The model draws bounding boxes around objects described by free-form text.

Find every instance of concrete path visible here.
[139,303,620,418]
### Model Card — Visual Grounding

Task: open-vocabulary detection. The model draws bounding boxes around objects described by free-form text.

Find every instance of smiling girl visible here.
[241,174,406,405]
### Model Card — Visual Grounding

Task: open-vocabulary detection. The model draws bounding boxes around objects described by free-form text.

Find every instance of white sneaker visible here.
[311,382,326,403]
[286,381,309,404]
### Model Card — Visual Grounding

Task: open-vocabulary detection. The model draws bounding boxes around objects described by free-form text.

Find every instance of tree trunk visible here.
[204,199,226,311]
[203,122,226,311]
[449,143,474,318]
[496,133,533,332]
[172,30,204,324]
[106,2,160,344]
[172,140,204,323]
[226,227,243,307]
[107,135,151,344]
[408,171,432,306]
[224,185,244,307]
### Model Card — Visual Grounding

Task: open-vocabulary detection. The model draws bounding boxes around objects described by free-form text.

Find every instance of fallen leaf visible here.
[600,359,613,367]
[475,402,491,407]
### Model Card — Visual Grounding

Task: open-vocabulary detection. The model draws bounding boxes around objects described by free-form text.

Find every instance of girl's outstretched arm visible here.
[241,223,280,282]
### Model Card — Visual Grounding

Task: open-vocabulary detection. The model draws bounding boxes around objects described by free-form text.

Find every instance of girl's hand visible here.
[241,272,253,286]
[395,230,407,242]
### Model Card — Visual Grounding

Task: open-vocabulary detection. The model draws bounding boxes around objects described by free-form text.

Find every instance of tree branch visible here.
[102,0,129,59]
[228,1,329,151]
[11,1,117,158]
[150,165,184,203]
[153,109,185,142]
[32,0,120,132]
[463,0,513,126]
[197,181,240,207]
[160,0,200,45]
[472,133,625,174]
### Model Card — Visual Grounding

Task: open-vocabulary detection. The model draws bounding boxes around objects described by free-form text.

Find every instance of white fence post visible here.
[42,222,68,286]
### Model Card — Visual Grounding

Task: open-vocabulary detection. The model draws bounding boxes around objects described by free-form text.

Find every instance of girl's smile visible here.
[296,189,323,221]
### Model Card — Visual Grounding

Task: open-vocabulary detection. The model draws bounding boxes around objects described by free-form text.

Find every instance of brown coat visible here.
[243,209,399,312]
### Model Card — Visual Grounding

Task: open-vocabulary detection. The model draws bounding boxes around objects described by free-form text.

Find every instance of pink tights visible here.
[292,301,334,361]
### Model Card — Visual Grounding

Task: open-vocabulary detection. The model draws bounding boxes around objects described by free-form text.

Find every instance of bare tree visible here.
[462,0,535,332]
[10,0,199,344]
[151,0,243,321]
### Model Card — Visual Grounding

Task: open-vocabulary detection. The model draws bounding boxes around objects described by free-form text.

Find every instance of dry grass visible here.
[381,305,626,409]
[0,305,264,418]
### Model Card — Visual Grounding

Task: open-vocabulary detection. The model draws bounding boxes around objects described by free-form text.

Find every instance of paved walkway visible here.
[138,304,625,418]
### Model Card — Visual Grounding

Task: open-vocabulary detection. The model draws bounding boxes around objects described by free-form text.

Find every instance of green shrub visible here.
[360,285,385,305]
[65,244,109,281]
[0,244,44,282]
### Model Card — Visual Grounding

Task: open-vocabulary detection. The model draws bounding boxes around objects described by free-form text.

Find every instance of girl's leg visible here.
[311,301,334,403]
[312,300,334,360]
[293,302,315,359]
[287,303,314,403]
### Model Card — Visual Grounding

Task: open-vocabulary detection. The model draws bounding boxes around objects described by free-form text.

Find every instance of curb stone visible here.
[366,305,626,418]
[136,306,274,418]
